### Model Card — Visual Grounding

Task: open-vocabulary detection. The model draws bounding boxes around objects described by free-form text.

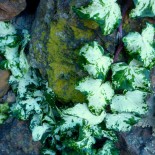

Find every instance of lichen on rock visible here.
[29,0,117,103]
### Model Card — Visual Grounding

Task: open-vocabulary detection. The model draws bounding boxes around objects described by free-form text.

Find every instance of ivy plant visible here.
[73,0,122,35]
[130,0,155,18]
[123,23,155,69]
[0,21,55,143]
[111,59,151,92]
[76,77,114,115]
[0,0,154,153]
[79,41,113,80]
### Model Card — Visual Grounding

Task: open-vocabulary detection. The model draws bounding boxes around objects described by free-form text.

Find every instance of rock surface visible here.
[29,0,117,103]
[0,0,26,21]
[0,118,42,155]
[121,127,155,155]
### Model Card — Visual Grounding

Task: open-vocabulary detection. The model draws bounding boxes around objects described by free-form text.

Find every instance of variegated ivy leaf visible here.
[76,77,114,115]
[62,103,106,126]
[13,70,40,98]
[63,125,117,154]
[0,103,9,124]
[0,22,30,78]
[0,21,16,36]
[105,113,140,132]
[53,105,117,153]
[19,30,30,74]
[55,108,117,140]
[30,105,55,142]
[41,149,56,155]
[54,115,83,136]
[0,23,20,76]
[64,125,96,154]
[111,90,148,115]
[73,0,122,35]
[123,23,155,68]
[11,96,42,120]
[79,41,113,80]
[112,59,151,92]
[97,140,119,155]
[32,123,51,141]
[91,125,117,142]
[130,0,155,18]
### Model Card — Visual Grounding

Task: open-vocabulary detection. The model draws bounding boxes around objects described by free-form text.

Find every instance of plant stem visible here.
[114,0,132,62]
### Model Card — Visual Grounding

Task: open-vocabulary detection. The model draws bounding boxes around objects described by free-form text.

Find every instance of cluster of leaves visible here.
[130,0,155,18]
[41,36,153,154]
[73,0,122,35]
[73,0,155,35]
[0,0,155,154]
[0,21,55,142]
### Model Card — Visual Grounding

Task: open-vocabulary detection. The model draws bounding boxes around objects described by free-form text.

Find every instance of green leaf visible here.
[123,23,155,68]
[73,0,122,35]
[105,113,140,132]
[112,59,151,92]
[76,77,114,115]
[130,0,155,17]
[97,140,119,155]
[79,41,113,80]
[111,90,148,115]
[0,103,9,124]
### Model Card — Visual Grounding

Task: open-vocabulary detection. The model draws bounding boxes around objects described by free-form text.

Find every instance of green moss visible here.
[46,19,89,103]
[47,63,85,103]
[82,19,99,30]
[71,25,94,40]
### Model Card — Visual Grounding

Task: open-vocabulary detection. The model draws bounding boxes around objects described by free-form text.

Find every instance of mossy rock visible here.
[29,0,117,103]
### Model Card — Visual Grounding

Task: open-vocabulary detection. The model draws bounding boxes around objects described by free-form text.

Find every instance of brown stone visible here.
[0,0,26,21]
[0,70,10,98]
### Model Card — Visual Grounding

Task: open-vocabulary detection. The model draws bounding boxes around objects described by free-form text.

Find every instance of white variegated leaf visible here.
[41,149,56,155]
[76,77,114,115]
[54,115,83,135]
[97,140,119,155]
[64,125,96,153]
[63,103,106,125]
[0,21,16,36]
[112,59,151,91]
[123,23,155,68]
[17,70,39,98]
[105,113,140,132]
[74,0,122,35]
[11,96,42,120]
[79,41,112,80]
[111,90,148,115]
[130,0,155,17]
[32,123,50,141]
